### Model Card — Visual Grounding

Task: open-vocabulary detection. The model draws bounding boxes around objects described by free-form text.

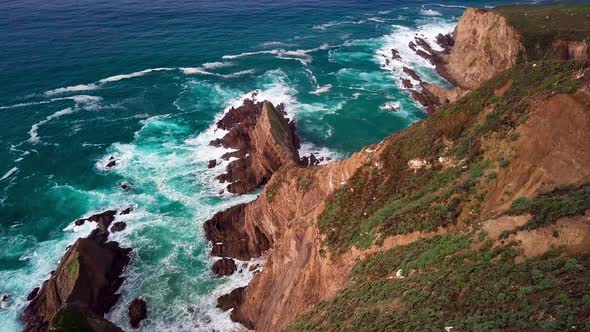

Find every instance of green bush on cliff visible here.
[506,183,590,235]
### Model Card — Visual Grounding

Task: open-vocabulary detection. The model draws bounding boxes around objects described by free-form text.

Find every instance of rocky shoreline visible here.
[22,210,131,332]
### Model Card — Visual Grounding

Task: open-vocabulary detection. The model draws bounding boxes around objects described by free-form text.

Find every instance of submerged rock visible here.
[0,293,11,309]
[120,182,132,191]
[128,298,147,328]
[110,222,126,233]
[120,206,134,215]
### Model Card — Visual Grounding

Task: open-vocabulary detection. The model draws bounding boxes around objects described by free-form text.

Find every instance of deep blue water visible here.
[0,0,573,330]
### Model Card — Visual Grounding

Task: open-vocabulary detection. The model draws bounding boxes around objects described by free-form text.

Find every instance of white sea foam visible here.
[0,167,18,181]
[375,19,456,91]
[180,67,256,78]
[420,9,443,16]
[299,142,342,164]
[222,43,333,64]
[28,107,77,144]
[367,17,387,23]
[313,19,366,30]
[201,61,234,69]
[310,84,333,95]
[0,100,52,110]
[44,83,100,96]
[222,49,279,59]
[28,95,102,144]
[433,3,467,9]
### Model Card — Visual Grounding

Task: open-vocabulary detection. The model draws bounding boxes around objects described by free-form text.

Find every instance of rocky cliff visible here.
[210,99,302,194]
[205,5,590,329]
[22,211,130,332]
[415,4,590,109]
[213,60,590,332]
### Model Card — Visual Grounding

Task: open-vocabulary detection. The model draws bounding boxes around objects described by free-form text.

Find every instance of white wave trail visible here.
[1,95,102,110]
[28,95,102,144]
[222,50,279,59]
[202,61,234,69]
[310,84,333,95]
[180,68,255,78]
[432,3,467,9]
[28,107,77,144]
[313,19,366,30]
[98,67,174,84]
[0,167,18,181]
[44,83,100,96]
[222,43,333,64]
[44,68,175,96]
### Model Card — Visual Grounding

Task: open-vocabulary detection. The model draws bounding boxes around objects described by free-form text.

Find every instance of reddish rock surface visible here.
[22,211,130,332]
[212,258,238,277]
[204,204,271,260]
[128,298,147,328]
[211,100,301,194]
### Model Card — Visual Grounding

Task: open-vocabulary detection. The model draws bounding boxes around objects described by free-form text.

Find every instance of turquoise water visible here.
[0,0,551,330]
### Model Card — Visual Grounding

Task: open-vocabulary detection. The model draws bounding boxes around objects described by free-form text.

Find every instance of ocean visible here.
[0,0,564,330]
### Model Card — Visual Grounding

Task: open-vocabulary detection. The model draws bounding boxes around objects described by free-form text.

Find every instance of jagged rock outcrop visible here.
[552,39,590,60]
[441,8,523,90]
[205,149,368,331]
[22,211,130,332]
[211,258,237,277]
[211,100,301,194]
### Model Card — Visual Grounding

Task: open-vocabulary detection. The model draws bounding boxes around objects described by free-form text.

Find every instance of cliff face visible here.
[209,59,590,331]
[202,5,590,331]
[23,211,130,332]
[421,5,590,108]
[442,8,523,90]
[211,100,301,194]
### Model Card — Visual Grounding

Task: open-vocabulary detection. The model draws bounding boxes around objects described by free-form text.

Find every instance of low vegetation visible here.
[501,183,590,238]
[494,4,590,61]
[290,237,590,331]
[318,61,588,255]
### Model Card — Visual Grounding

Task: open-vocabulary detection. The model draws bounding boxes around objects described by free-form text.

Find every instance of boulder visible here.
[212,258,237,277]
[128,298,147,328]
[110,222,126,233]
[217,287,245,311]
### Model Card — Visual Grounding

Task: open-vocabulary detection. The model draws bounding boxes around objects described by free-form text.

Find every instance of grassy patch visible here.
[508,183,590,232]
[493,4,590,61]
[289,240,590,332]
[352,234,472,280]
